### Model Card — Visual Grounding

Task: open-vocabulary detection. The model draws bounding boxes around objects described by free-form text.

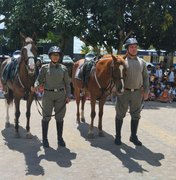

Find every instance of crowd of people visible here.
[147,62,176,103]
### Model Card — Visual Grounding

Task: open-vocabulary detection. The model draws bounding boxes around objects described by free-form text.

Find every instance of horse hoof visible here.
[88,132,94,139]
[26,133,33,139]
[81,117,85,123]
[77,119,81,124]
[99,131,105,137]
[5,122,10,128]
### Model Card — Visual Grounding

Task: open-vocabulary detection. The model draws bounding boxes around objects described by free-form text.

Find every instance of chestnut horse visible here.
[0,33,37,138]
[72,54,126,138]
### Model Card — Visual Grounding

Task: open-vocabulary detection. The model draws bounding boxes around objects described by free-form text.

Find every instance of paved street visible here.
[0,98,176,180]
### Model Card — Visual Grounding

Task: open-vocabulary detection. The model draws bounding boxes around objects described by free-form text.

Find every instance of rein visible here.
[93,62,116,100]
[17,56,36,89]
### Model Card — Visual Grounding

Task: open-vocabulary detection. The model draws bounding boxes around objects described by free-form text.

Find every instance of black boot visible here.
[42,121,49,148]
[114,118,123,145]
[56,121,66,147]
[130,120,142,146]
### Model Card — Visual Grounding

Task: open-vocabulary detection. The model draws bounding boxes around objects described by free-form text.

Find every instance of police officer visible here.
[31,46,71,148]
[114,38,149,146]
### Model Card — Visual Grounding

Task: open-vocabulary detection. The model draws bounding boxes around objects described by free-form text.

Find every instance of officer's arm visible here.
[63,66,71,98]
[31,65,46,92]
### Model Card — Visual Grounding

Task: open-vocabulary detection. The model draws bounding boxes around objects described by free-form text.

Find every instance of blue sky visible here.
[73,37,84,54]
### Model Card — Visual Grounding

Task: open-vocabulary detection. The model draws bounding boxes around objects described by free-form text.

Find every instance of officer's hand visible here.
[143,93,149,101]
[65,97,70,104]
[31,86,37,92]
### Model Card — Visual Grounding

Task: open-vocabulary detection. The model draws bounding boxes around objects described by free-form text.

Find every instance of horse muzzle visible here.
[28,68,35,76]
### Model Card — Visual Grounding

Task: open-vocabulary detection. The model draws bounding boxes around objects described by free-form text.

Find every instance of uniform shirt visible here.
[124,56,149,93]
[34,62,71,97]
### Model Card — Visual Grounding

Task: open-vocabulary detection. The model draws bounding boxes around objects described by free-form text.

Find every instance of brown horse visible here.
[0,33,37,138]
[72,54,126,138]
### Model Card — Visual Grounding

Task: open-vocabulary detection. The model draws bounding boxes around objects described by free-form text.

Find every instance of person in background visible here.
[154,64,163,82]
[167,66,175,88]
[154,83,162,99]
[114,38,149,146]
[31,46,71,148]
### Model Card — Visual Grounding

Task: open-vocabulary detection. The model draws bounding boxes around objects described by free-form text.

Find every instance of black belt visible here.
[44,88,64,92]
[125,88,139,92]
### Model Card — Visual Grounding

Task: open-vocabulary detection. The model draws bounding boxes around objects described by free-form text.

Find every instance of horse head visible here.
[20,32,37,76]
[111,55,126,94]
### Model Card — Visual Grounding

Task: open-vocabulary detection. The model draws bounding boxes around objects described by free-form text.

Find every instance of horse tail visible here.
[4,89,14,105]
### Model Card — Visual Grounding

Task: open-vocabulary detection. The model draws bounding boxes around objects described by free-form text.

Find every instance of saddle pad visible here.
[2,59,18,82]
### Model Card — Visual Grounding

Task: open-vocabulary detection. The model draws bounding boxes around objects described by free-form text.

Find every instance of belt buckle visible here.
[54,89,58,92]
[131,89,134,92]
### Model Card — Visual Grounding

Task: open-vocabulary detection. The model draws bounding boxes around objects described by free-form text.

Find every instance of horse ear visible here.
[32,32,37,43]
[111,54,117,62]
[20,32,26,44]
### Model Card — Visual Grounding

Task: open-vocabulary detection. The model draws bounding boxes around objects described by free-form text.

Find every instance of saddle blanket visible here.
[2,59,18,82]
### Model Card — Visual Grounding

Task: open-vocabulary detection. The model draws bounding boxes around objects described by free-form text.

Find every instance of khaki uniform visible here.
[35,63,71,122]
[115,57,149,120]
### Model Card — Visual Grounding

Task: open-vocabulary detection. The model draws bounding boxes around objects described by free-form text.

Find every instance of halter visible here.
[111,61,125,93]
[17,39,37,90]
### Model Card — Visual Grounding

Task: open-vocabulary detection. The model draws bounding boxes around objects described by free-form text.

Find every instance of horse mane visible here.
[101,54,125,63]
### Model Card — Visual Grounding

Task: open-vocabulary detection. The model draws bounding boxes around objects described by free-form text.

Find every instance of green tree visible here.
[0,0,51,49]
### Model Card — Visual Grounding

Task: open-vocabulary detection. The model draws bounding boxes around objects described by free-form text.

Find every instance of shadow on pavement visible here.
[77,122,164,173]
[1,124,77,176]
[39,147,77,168]
[1,124,44,176]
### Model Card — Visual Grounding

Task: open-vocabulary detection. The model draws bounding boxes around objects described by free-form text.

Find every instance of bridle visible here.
[111,61,125,93]
[93,59,125,99]
[24,56,37,75]
[17,42,37,89]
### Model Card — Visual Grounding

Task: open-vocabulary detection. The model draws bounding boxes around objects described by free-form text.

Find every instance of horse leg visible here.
[98,98,106,137]
[88,97,96,138]
[14,98,21,138]
[5,102,10,128]
[75,89,81,124]
[25,96,33,139]
[80,95,86,122]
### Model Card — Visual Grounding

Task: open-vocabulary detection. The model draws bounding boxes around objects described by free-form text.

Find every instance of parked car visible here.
[62,55,74,64]
[39,54,51,64]
[0,55,10,63]
[146,62,155,67]
[62,55,74,78]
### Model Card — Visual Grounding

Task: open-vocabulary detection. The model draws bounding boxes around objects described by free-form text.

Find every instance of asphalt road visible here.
[0,99,176,180]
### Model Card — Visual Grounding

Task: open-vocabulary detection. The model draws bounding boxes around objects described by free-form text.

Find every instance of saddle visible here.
[75,56,102,87]
[2,58,19,83]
